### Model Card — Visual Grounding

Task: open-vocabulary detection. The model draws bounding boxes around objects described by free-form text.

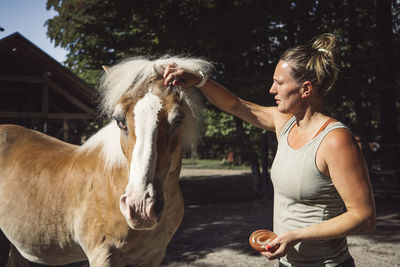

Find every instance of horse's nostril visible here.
[144,191,151,200]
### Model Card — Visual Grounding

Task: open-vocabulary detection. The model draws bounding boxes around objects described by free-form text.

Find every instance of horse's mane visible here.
[98,55,213,151]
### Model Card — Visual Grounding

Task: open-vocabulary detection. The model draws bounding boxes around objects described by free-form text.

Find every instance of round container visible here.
[249,229,277,252]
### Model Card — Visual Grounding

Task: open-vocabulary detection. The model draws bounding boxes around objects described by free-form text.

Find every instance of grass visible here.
[182,158,250,170]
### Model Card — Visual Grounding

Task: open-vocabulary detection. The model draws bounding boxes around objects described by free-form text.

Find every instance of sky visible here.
[0,0,68,63]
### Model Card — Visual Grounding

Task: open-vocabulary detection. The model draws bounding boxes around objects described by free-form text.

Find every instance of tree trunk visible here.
[345,0,374,168]
[375,0,400,170]
[260,133,274,200]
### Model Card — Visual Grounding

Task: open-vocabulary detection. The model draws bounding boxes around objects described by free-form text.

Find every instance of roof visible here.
[0,32,97,120]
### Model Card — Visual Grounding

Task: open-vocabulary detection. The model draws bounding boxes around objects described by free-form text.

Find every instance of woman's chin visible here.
[277,105,288,113]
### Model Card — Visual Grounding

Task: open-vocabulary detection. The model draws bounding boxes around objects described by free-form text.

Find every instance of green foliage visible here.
[45,0,276,85]
[45,0,400,161]
[203,108,237,138]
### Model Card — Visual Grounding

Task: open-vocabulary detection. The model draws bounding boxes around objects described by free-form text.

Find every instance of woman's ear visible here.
[301,81,313,99]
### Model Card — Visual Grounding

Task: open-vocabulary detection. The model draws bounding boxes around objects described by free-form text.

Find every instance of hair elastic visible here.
[318,48,329,53]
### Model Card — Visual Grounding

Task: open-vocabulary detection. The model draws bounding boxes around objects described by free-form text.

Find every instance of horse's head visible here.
[100,56,211,230]
[113,83,186,230]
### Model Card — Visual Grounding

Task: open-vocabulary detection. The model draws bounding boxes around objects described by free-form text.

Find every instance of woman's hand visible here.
[260,231,300,260]
[163,64,202,88]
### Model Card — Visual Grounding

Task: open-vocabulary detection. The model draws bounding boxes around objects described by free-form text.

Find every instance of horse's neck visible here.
[74,136,129,205]
[79,122,127,169]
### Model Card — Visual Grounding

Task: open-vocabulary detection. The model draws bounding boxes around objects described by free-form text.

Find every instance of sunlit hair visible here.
[280,33,339,96]
[98,55,213,150]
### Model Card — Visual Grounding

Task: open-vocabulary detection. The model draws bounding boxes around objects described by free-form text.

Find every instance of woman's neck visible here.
[292,100,328,133]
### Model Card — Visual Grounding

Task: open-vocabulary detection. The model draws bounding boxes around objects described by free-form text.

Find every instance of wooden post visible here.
[41,81,48,117]
[42,70,50,135]
[63,119,70,142]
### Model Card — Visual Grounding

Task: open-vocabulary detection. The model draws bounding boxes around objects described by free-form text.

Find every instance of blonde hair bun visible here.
[280,33,340,96]
[311,33,339,57]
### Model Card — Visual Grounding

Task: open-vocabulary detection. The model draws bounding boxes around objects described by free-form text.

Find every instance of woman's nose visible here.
[269,84,276,95]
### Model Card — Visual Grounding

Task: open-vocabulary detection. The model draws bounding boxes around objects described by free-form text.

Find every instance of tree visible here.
[46,0,400,178]
[374,0,400,170]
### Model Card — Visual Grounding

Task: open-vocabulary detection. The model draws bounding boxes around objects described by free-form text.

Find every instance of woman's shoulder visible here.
[316,125,362,178]
[320,126,359,155]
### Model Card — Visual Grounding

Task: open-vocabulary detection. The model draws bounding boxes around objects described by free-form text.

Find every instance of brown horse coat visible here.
[0,56,211,266]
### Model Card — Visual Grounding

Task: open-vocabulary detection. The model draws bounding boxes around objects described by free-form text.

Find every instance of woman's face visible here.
[269,60,303,114]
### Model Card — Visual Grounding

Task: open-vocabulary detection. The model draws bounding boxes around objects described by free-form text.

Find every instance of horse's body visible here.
[0,56,210,266]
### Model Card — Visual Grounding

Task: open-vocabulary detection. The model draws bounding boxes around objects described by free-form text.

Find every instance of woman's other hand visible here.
[260,231,299,260]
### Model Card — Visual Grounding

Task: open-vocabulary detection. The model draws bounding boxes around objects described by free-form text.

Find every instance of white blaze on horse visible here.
[0,56,211,266]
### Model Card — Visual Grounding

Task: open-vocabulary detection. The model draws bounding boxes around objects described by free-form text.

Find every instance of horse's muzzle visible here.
[119,188,164,230]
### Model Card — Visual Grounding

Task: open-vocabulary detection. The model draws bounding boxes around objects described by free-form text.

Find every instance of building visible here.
[0,32,97,144]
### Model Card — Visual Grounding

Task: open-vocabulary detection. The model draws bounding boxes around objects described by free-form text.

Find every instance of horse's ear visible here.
[102,65,111,75]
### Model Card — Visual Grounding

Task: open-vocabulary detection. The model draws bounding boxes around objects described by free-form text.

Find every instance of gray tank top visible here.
[271,116,351,267]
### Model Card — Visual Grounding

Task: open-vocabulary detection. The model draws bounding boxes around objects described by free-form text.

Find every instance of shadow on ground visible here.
[161,173,272,265]
[179,174,261,205]
[161,199,273,266]
[362,197,400,243]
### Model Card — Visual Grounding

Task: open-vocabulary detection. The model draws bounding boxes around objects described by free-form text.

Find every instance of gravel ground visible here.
[160,169,400,267]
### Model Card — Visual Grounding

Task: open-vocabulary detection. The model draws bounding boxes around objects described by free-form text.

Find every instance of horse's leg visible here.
[146,255,164,267]
[88,258,112,267]
[6,244,29,267]
[86,248,113,267]
[89,249,166,267]
[146,249,166,267]
[0,230,10,266]
[88,249,135,267]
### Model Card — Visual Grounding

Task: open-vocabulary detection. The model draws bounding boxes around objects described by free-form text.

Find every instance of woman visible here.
[163,33,375,266]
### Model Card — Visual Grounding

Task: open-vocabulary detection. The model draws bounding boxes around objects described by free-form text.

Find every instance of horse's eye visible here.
[112,115,128,135]
[173,113,185,126]
[168,113,185,133]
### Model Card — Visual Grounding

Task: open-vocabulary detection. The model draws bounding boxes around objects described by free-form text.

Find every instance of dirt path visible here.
[161,169,400,267]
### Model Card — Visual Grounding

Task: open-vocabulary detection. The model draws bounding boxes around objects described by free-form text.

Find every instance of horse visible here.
[0,56,211,266]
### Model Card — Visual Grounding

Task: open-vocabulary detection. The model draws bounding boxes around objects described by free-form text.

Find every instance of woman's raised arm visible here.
[163,65,289,132]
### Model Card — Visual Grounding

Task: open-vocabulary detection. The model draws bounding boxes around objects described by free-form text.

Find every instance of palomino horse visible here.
[0,56,211,266]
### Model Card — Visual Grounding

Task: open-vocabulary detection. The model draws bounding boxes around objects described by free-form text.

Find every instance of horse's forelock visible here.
[99,56,212,117]
[99,58,150,117]
[148,83,204,151]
